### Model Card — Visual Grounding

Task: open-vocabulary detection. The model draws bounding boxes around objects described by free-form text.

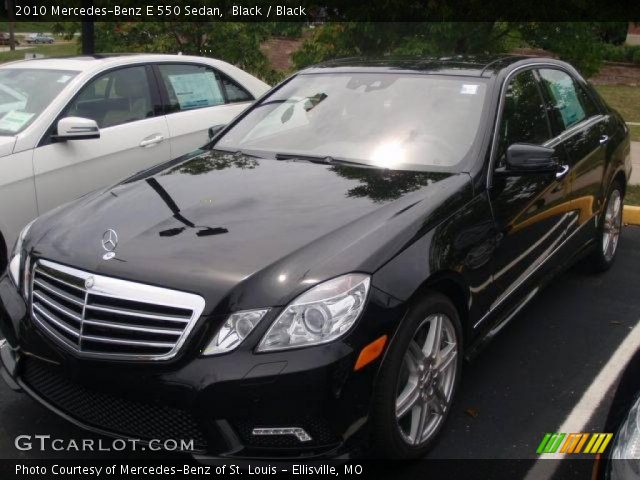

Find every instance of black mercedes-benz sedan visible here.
[0,56,631,460]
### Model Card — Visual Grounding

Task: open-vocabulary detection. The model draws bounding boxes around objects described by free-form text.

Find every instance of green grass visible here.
[0,42,78,64]
[0,22,57,33]
[626,185,640,206]
[595,85,640,141]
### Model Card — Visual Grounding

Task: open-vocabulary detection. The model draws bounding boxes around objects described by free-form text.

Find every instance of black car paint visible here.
[0,56,631,458]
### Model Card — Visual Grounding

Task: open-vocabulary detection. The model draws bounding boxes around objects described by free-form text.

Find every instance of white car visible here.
[0,54,270,271]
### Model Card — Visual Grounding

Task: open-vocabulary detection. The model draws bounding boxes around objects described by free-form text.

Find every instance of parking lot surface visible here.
[2,227,640,477]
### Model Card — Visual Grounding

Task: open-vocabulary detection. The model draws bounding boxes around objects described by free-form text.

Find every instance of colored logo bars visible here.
[537,432,613,455]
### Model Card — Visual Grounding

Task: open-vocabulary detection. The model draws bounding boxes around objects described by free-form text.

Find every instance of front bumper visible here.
[0,273,404,459]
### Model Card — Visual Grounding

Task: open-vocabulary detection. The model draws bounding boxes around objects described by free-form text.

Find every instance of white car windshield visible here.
[0,68,78,135]
[216,73,489,171]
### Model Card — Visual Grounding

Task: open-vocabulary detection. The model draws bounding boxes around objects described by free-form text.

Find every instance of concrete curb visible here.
[624,205,640,225]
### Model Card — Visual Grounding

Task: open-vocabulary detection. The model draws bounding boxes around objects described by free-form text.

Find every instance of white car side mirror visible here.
[55,117,100,141]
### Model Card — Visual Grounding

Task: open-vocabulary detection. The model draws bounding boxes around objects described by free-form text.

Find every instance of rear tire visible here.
[370,292,462,459]
[588,181,624,273]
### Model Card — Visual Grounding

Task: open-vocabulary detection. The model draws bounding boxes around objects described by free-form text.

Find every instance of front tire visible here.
[370,292,462,459]
[588,182,623,273]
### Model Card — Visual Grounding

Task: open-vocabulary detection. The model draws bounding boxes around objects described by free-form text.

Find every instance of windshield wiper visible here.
[274,153,371,167]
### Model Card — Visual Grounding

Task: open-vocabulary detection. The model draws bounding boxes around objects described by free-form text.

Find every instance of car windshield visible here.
[216,72,489,171]
[0,68,78,135]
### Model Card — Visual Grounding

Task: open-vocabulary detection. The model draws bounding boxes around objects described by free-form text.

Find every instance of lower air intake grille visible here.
[21,358,208,450]
[30,259,205,361]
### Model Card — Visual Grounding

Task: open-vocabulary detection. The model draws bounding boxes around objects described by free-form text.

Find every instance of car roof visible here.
[302,55,568,78]
[0,53,228,73]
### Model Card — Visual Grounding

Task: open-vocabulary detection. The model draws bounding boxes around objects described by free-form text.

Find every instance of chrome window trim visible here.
[29,259,206,361]
[486,62,603,190]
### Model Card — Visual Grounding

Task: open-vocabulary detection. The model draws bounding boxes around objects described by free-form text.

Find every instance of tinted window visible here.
[496,70,551,167]
[67,66,153,129]
[157,64,225,112]
[538,69,598,130]
[220,74,253,103]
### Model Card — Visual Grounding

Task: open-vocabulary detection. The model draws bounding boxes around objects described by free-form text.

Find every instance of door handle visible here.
[599,135,610,145]
[139,135,165,148]
[556,164,570,179]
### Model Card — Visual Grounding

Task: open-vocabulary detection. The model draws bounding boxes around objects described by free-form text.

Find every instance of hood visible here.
[0,136,16,158]
[29,149,471,314]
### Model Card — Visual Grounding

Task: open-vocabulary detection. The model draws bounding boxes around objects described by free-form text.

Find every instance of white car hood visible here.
[0,136,16,157]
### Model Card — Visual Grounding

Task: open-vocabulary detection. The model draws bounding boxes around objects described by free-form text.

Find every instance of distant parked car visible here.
[25,34,55,44]
[0,54,269,271]
[0,33,19,46]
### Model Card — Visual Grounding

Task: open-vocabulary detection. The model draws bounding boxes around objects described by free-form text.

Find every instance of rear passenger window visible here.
[67,66,153,129]
[496,70,552,167]
[538,69,598,130]
[220,74,253,103]
[157,64,225,112]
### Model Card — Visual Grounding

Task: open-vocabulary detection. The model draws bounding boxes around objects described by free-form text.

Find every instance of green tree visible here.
[293,22,608,78]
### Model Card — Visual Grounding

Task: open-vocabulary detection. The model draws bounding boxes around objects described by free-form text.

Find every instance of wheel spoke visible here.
[396,382,420,419]
[431,383,448,415]
[411,401,431,445]
[407,340,427,369]
[613,196,622,219]
[423,315,443,360]
[435,342,457,375]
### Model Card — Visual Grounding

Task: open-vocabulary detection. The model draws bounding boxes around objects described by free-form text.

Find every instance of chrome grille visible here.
[30,259,205,361]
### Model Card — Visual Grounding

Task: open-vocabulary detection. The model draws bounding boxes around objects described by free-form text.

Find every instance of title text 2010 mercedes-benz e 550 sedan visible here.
[0,56,631,460]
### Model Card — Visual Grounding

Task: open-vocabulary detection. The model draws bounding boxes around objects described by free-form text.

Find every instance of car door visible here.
[483,68,576,330]
[154,63,254,159]
[537,68,608,245]
[32,64,171,212]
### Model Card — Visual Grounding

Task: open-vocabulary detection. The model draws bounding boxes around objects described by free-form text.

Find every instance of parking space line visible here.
[523,319,640,479]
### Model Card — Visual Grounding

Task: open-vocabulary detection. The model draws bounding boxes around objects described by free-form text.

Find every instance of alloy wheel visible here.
[395,313,458,446]
[602,189,622,262]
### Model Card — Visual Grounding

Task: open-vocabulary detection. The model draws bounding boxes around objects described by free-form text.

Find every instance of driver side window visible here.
[496,70,552,168]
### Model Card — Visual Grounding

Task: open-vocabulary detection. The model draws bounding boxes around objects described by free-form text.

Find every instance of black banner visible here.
[2,0,640,22]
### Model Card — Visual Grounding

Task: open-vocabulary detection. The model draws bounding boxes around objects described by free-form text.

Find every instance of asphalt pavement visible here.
[2,227,640,478]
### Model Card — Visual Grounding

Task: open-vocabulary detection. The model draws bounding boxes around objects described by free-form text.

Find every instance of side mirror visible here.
[505,143,557,173]
[54,117,100,141]
[208,124,226,141]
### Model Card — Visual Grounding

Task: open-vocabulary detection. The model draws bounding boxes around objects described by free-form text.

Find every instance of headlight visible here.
[203,309,268,356]
[8,219,36,288]
[257,273,370,352]
[609,394,640,479]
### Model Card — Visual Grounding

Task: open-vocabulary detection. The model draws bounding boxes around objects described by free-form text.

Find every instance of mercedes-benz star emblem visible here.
[101,229,118,252]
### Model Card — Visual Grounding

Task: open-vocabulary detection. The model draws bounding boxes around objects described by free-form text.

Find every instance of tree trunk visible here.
[81,22,94,55]
[6,0,16,51]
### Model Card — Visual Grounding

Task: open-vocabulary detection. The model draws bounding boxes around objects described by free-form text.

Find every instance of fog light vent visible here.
[252,427,312,442]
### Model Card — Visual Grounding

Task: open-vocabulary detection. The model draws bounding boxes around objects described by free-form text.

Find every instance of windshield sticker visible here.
[57,75,72,83]
[0,110,34,132]
[460,84,479,95]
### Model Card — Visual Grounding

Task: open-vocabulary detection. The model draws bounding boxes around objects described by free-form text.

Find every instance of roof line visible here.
[479,55,519,76]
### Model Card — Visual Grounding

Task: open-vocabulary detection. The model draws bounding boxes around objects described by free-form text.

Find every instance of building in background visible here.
[627,22,640,45]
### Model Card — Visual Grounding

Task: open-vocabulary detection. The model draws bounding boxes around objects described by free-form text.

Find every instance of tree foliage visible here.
[293,22,614,77]
[53,21,282,84]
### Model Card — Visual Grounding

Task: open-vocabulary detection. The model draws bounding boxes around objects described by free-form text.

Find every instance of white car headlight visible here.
[609,394,640,479]
[203,309,269,356]
[257,273,370,352]
[8,219,36,288]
